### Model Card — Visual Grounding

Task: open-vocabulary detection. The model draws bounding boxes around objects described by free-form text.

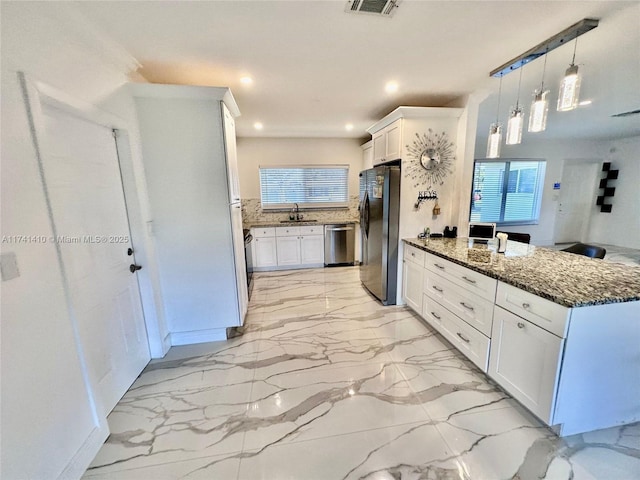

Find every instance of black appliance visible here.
[243,229,254,300]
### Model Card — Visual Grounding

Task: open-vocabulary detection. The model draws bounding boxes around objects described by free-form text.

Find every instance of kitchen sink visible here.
[280,219,317,223]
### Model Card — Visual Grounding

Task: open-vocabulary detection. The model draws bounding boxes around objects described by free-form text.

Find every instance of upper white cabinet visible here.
[361,140,373,170]
[372,119,402,164]
[132,84,245,342]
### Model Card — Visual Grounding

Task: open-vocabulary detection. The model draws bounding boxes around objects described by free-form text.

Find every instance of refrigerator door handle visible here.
[363,192,370,239]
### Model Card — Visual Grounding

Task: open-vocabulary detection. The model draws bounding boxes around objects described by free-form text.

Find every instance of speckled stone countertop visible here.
[403,237,640,308]
[249,220,358,228]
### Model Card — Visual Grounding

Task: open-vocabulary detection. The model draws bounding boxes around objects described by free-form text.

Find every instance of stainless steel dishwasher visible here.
[324,224,355,266]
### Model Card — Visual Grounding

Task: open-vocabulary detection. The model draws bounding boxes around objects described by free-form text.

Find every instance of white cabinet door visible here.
[385,120,402,160]
[402,259,424,313]
[372,130,386,164]
[230,204,248,325]
[300,235,324,264]
[489,306,564,424]
[254,236,278,267]
[222,103,240,203]
[277,236,302,266]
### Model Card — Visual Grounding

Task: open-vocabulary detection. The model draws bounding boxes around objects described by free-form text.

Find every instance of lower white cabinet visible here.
[489,305,564,424]
[252,226,324,270]
[402,259,424,313]
[276,235,301,266]
[300,234,324,264]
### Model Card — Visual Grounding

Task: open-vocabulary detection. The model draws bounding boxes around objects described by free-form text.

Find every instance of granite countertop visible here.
[248,220,358,228]
[403,237,640,308]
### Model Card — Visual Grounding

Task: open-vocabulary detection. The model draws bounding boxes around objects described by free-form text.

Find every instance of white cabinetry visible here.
[372,119,402,164]
[252,225,325,270]
[253,228,277,268]
[402,244,424,313]
[132,84,246,342]
[490,305,564,424]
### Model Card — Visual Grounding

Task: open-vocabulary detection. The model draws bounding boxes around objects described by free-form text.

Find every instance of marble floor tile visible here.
[84,266,640,479]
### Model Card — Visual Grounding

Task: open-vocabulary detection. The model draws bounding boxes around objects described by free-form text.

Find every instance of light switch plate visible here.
[1,252,20,281]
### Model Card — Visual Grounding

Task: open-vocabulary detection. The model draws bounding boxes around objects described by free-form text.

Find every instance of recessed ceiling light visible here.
[254,122,263,130]
[345,123,354,131]
[240,76,253,85]
[578,100,593,106]
[385,81,399,94]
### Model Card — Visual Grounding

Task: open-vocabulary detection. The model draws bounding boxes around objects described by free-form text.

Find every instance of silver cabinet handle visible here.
[522,302,530,309]
[462,276,476,284]
[434,263,445,270]
[431,311,441,320]
[457,332,471,343]
[460,302,475,311]
[517,322,526,329]
[432,285,443,293]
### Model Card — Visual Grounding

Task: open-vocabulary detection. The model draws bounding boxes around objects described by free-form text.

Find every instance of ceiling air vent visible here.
[346,0,400,17]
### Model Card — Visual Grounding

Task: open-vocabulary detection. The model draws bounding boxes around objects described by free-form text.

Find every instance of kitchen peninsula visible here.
[402,237,640,437]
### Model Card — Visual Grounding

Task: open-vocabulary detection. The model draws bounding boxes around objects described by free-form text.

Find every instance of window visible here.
[470,159,546,225]
[259,165,349,209]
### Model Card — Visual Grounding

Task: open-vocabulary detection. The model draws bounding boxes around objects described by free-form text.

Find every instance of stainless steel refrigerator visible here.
[359,166,401,305]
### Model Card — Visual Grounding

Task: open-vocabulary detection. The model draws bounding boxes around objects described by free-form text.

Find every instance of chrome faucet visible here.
[294,203,300,220]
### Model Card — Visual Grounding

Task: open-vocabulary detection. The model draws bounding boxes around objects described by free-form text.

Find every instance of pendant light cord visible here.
[539,47,549,92]
[495,74,503,123]
[571,32,578,66]
[515,66,523,108]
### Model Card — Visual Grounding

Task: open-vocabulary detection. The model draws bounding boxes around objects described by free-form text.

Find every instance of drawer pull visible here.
[462,276,476,284]
[522,302,531,309]
[431,311,441,320]
[517,322,526,329]
[460,302,475,311]
[434,263,445,270]
[457,332,471,343]
[432,285,444,293]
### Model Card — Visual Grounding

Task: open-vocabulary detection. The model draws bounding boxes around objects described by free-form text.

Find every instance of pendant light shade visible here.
[506,106,524,145]
[506,67,525,145]
[558,64,582,111]
[487,75,503,158]
[486,123,503,158]
[528,90,550,133]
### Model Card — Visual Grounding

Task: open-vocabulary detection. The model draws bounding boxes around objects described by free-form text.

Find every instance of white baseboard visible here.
[58,422,109,480]
[170,328,227,346]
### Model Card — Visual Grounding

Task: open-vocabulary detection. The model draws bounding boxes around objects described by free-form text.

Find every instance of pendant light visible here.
[506,66,525,145]
[486,75,503,158]
[557,32,582,111]
[528,48,550,133]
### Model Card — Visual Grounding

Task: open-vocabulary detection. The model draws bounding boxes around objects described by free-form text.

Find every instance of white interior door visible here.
[554,161,599,244]
[41,104,150,416]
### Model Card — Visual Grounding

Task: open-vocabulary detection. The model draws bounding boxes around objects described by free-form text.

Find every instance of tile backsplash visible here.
[242,196,360,225]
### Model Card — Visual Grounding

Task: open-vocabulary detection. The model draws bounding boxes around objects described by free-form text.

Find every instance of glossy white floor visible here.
[84,267,640,479]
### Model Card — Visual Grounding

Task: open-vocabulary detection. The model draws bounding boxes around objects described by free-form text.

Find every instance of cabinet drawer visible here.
[422,294,447,332]
[299,225,323,235]
[425,252,497,302]
[252,227,275,238]
[276,226,301,237]
[437,302,490,372]
[424,271,494,337]
[496,282,570,338]
[404,244,425,266]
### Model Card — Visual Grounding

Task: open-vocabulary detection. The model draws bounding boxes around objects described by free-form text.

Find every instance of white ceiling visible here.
[72,0,640,140]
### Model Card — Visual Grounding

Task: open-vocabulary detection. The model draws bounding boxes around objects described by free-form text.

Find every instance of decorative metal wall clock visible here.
[404,129,456,188]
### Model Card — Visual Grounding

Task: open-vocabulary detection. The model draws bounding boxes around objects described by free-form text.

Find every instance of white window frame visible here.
[470,158,546,226]
[259,164,350,210]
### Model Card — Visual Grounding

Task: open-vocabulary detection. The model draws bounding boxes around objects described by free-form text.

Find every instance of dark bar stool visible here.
[560,243,606,259]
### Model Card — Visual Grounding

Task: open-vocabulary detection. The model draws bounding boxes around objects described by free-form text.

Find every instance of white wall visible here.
[1,3,167,478]
[237,137,363,198]
[586,136,640,249]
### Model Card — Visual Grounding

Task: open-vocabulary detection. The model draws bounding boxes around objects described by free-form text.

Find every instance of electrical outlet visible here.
[1,252,20,281]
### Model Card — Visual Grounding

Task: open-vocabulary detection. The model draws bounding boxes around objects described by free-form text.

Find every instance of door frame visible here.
[19,73,169,357]
[18,71,163,477]
[553,159,600,244]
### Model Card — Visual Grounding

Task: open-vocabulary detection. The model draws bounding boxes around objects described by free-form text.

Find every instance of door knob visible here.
[129,264,142,273]
[127,248,134,256]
